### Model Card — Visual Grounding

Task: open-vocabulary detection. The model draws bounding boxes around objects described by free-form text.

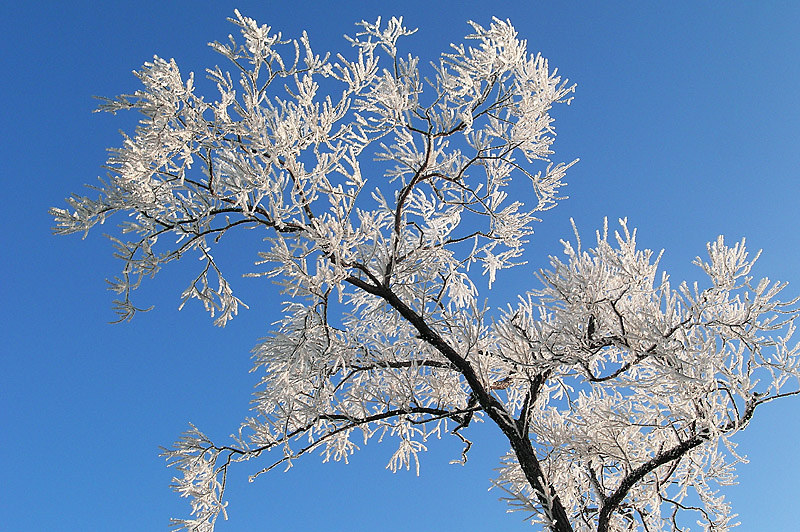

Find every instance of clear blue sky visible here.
[3,1,799,530]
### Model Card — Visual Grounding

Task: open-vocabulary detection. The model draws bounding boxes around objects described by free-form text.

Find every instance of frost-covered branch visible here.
[53,12,799,532]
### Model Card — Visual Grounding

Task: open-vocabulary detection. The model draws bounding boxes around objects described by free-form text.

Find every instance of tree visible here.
[51,11,800,532]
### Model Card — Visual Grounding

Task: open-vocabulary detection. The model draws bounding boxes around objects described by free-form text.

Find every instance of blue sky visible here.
[3,1,799,530]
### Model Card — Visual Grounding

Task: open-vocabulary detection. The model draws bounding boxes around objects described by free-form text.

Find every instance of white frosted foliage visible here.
[53,12,800,532]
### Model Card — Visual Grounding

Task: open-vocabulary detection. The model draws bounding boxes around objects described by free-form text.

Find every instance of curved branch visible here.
[350,279,575,532]
[597,433,705,532]
[598,397,762,532]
